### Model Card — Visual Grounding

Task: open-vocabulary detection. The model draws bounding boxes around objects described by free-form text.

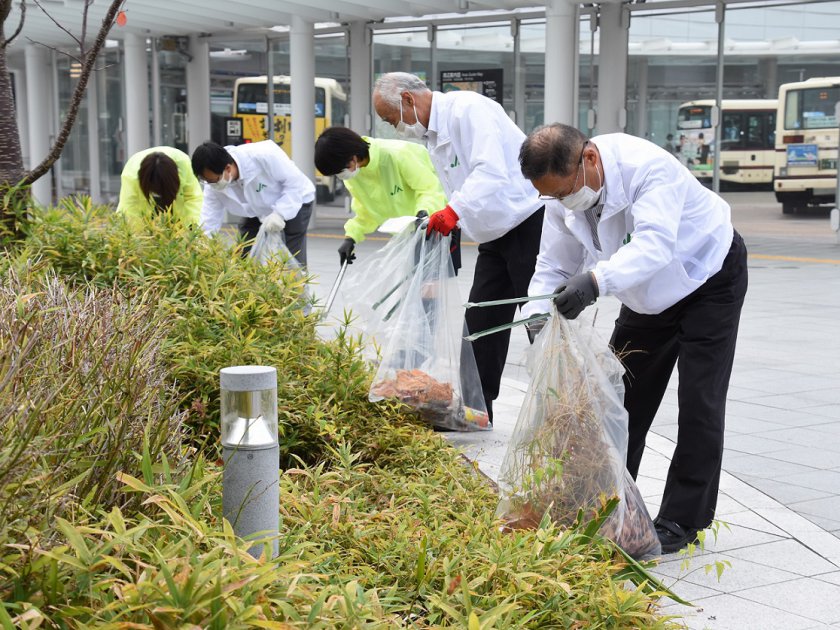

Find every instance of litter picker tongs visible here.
[462,293,560,341]
[320,259,349,321]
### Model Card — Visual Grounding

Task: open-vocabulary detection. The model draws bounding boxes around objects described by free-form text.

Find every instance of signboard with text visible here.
[440,69,503,105]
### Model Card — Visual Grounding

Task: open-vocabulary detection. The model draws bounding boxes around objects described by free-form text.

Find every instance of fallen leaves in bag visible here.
[500,401,660,558]
[371,369,453,405]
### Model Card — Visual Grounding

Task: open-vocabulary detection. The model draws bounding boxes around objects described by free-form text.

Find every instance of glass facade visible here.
[40,2,840,198]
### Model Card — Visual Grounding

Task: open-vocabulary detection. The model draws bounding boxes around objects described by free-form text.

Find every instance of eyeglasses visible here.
[537,142,588,201]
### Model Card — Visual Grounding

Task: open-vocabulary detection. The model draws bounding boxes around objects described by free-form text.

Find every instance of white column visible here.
[24,44,52,205]
[86,71,102,203]
[544,0,578,125]
[596,2,629,134]
[151,40,162,146]
[348,21,371,134]
[123,33,150,156]
[186,37,211,153]
[290,15,315,184]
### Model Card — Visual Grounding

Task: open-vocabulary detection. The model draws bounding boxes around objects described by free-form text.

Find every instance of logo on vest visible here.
[389,185,403,196]
[256,183,267,192]
[450,156,459,168]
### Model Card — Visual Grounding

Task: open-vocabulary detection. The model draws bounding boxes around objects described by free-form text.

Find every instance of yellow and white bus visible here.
[676,99,777,186]
[774,77,840,214]
[232,75,348,201]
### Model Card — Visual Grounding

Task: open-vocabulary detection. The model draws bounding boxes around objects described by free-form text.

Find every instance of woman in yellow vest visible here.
[315,127,448,267]
[116,146,202,225]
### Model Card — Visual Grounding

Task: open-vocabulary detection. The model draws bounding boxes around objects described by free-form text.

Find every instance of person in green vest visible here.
[116,146,202,225]
[314,127,449,267]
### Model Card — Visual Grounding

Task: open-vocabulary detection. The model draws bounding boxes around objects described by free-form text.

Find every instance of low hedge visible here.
[0,199,679,627]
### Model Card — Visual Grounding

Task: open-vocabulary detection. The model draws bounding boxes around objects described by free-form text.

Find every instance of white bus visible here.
[774,77,840,214]
[676,99,777,186]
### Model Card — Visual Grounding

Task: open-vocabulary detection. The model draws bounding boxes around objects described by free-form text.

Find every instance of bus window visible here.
[331,94,348,128]
[784,86,840,130]
[678,105,711,130]
[235,83,326,118]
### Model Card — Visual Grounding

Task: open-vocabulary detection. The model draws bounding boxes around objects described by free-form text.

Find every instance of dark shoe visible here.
[654,517,699,554]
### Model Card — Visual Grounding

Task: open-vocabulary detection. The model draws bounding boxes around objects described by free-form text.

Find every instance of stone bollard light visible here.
[220,365,279,559]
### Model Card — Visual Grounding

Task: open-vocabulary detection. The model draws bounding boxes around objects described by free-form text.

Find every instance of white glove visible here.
[262,213,286,234]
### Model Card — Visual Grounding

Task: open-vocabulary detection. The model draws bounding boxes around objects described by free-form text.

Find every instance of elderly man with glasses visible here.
[518,123,748,554]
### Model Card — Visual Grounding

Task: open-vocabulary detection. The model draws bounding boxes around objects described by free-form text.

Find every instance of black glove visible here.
[338,237,356,266]
[553,272,598,320]
[525,318,547,344]
[414,210,428,230]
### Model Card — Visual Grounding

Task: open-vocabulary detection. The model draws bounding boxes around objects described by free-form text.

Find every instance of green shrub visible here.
[20,197,379,466]
[0,198,680,628]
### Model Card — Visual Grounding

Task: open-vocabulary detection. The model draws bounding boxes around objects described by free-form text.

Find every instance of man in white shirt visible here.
[191,140,316,265]
[519,123,748,553]
[373,72,545,424]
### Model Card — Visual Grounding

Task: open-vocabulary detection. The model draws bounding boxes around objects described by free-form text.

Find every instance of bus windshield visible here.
[783,86,840,130]
[678,105,712,130]
[236,84,327,117]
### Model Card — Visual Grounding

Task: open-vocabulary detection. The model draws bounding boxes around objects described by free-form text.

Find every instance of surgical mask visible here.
[396,100,427,140]
[209,170,232,191]
[336,167,358,181]
[336,159,360,181]
[562,160,603,212]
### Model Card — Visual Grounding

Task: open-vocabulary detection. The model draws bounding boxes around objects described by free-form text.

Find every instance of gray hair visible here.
[519,123,588,181]
[374,72,430,107]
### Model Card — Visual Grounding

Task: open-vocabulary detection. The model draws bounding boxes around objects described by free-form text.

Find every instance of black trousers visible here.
[611,231,748,529]
[464,207,544,420]
[240,202,313,266]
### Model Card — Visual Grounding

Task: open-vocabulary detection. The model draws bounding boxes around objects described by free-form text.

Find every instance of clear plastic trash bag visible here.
[496,313,660,559]
[249,221,313,315]
[362,226,489,431]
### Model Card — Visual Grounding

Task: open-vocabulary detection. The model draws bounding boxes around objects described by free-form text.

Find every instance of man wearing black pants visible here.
[373,72,544,422]
[519,123,747,553]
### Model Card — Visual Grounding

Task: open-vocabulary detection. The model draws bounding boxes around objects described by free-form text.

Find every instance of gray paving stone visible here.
[676,593,820,630]
[725,415,789,435]
[774,470,840,495]
[722,452,814,478]
[733,475,834,505]
[725,539,838,577]
[752,446,840,471]
[723,434,792,455]
[787,496,840,526]
[736,578,840,625]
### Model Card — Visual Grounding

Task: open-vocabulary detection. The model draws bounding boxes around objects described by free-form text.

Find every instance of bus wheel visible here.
[782,201,798,215]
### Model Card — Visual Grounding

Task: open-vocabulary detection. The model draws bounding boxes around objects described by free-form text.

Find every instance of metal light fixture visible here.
[220,365,279,559]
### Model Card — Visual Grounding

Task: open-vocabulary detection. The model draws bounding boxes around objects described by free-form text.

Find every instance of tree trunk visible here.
[0,35,25,188]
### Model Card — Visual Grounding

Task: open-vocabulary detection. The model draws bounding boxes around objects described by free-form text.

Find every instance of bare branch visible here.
[79,0,94,57]
[25,36,83,64]
[2,0,27,49]
[32,0,81,49]
[22,0,125,186]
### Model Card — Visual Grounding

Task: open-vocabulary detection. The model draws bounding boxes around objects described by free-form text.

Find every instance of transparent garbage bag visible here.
[366,227,489,431]
[340,225,419,363]
[496,313,660,559]
[249,221,313,315]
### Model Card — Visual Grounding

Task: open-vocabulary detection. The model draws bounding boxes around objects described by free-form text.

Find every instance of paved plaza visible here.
[309,191,840,629]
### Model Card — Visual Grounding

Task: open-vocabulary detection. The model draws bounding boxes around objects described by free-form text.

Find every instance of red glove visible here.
[426,205,459,237]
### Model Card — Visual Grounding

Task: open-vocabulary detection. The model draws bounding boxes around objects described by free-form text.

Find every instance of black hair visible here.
[138,152,180,211]
[314,127,370,175]
[519,123,589,181]
[191,141,234,178]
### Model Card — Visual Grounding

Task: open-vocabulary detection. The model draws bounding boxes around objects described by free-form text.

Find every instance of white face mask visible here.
[209,169,232,191]
[336,159,360,181]
[396,100,427,140]
[562,159,603,212]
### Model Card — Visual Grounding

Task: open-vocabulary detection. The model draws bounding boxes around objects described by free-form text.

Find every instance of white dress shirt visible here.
[424,91,543,244]
[200,140,315,235]
[523,133,734,317]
